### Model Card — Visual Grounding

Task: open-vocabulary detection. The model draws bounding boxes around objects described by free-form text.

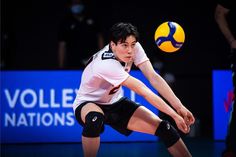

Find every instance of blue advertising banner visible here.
[213,70,233,140]
[0,70,158,143]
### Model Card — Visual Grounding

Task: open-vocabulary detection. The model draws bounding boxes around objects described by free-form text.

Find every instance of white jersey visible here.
[73,42,149,111]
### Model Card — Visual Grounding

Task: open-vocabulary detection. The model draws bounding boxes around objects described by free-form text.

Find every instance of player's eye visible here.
[131,43,136,48]
[121,43,128,48]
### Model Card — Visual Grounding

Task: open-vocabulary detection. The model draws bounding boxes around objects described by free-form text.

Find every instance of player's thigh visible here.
[127,106,162,135]
[81,102,104,123]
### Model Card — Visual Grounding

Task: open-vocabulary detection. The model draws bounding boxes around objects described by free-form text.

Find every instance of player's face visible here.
[111,35,137,63]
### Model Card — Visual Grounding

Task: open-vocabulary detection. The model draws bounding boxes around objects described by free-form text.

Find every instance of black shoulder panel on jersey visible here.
[101,51,116,60]
[85,55,94,67]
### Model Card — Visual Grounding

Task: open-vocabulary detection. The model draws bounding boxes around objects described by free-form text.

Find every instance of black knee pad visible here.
[82,112,105,137]
[155,120,180,148]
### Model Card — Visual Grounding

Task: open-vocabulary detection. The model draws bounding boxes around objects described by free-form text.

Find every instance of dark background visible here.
[1,0,230,139]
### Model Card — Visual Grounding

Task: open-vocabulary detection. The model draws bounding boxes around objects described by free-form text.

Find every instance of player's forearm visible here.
[149,73,183,111]
[123,75,181,118]
[141,87,179,119]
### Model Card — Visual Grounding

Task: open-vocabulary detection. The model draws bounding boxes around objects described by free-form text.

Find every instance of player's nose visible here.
[127,46,133,54]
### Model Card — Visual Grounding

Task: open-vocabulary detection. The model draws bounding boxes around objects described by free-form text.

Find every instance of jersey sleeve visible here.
[133,42,149,66]
[96,60,129,87]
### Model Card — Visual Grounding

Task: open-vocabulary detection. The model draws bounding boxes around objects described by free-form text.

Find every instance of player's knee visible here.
[155,120,180,148]
[82,112,105,137]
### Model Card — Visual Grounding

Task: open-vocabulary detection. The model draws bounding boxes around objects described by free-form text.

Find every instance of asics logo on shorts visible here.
[167,123,170,130]
[92,116,97,122]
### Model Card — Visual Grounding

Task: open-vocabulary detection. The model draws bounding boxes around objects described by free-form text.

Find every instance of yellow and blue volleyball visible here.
[154,21,185,53]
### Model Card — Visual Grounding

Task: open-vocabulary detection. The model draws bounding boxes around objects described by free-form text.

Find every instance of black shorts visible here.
[75,97,140,136]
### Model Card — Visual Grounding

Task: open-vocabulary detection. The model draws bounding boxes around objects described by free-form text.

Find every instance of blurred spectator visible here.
[215,0,236,156]
[58,0,104,69]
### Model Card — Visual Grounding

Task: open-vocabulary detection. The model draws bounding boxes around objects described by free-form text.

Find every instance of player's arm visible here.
[121,75,189,133]
[138,60,182,111]
[138,60,195,126]
[215,4,236,47]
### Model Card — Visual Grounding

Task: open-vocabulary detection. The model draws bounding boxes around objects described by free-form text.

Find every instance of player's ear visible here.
[110,41,116,49]
[110,41,115,47]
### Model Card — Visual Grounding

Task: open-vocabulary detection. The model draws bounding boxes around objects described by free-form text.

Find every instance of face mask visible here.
[71,4,84,14]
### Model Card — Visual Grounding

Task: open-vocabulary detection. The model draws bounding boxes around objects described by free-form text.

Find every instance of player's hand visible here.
[177,106,195,127]
[173,114,190,134]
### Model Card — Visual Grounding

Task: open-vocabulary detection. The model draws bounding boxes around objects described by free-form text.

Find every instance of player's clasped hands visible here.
[176,106,195,133]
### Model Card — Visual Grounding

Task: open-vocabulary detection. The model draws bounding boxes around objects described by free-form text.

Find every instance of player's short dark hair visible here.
[109,22,139,44]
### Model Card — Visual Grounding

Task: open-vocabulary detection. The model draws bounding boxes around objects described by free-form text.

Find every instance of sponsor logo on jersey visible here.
[102,51,115,60]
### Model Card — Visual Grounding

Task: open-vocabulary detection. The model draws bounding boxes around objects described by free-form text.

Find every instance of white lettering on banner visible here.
[3,88,137,128]
[55,112,65,125]
[4,112,75,127]
[21,89,37,108]
[53,112,75,126]
[62,89,74,108]
[3,89,78,108]
[50,89,60,108]
[42,112,53,126]
[4,89,20,108]
[17,113,28,126]
[121,88,124,96]
[39,89,49,108]
[66,112,74,126]
[5,113,15,126]
[28,112,36,126]
[131,90,135,101]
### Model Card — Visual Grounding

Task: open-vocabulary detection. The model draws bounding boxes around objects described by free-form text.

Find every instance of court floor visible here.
[1,138,225,157]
